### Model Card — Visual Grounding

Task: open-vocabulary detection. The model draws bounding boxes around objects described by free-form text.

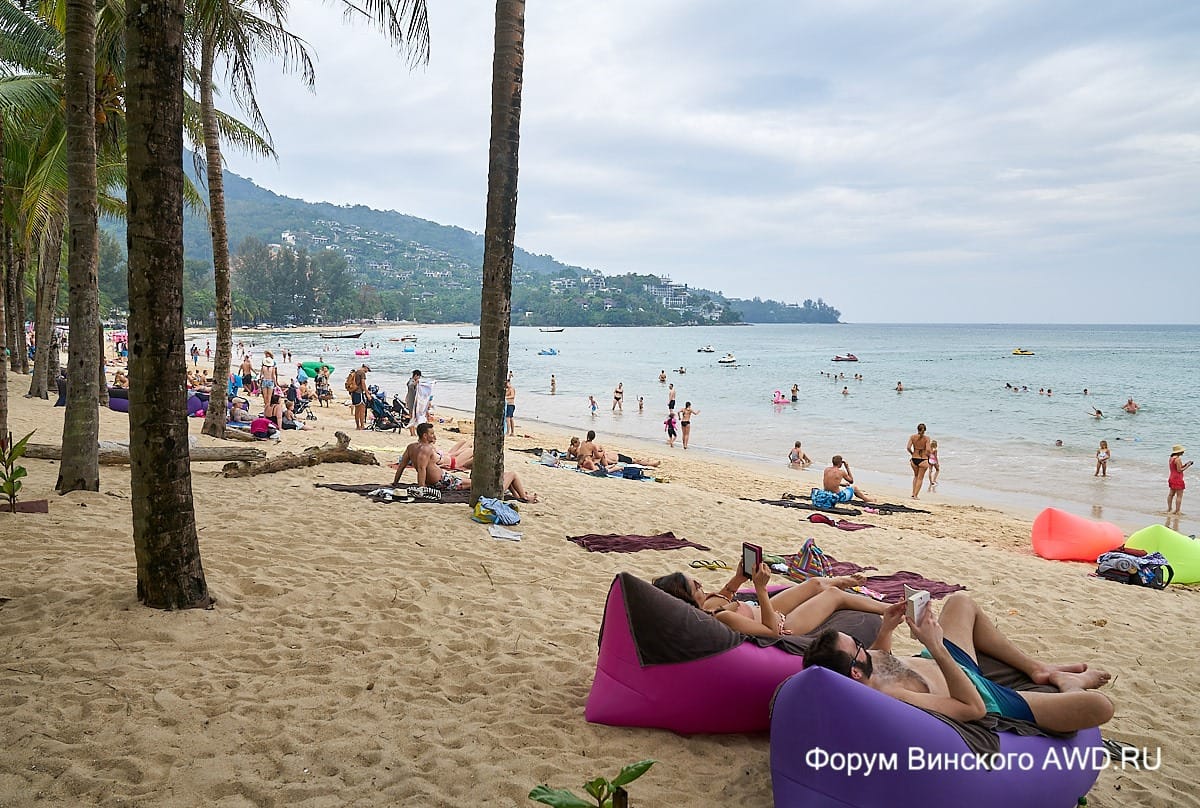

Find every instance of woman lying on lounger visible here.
[654,562,888,637]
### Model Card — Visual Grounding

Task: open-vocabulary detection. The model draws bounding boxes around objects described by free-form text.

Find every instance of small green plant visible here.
[0,431,34,511]
[529,760,655,808]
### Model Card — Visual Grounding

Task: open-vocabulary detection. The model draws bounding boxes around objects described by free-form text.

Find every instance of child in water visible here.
[1095,441,1110,478]
[588,395,598,416]
[664,411,678,447]
[927,440,940,490]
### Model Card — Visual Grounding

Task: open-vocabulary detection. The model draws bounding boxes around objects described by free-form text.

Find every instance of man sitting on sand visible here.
[820,455,874,504]
[804,592,1114,733]
[391,423,538,501]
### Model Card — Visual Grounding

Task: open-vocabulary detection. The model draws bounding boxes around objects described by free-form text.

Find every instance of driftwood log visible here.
[26,442,267,464]
[221,431,378,478]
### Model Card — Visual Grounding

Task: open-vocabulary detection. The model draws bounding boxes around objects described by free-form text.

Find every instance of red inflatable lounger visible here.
[1031,507,1124,562]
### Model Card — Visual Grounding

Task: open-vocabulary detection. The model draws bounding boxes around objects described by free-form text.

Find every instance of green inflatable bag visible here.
[300,361,334,379]
[1126,524,1200,584]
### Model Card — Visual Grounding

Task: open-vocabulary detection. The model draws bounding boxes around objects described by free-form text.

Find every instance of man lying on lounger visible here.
[804,592,1113,733]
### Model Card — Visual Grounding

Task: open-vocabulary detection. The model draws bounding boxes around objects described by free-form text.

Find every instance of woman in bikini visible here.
[907,422,931,499]
[679,401,699,449]
[654,562,888,638]
[612,382,624,412]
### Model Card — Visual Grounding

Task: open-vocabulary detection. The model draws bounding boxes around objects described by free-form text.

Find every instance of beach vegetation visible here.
[529,759,656,808]
[0,430,34,512]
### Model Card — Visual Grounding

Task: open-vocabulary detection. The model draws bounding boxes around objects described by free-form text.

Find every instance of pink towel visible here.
[567,531,711,553]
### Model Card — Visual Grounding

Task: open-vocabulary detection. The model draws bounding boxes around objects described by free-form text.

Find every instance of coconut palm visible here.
[188,0,314,439]
[470,0,525,502]
[123,0,428,609]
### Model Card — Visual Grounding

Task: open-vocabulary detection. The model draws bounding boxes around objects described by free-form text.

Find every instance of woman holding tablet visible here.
[653,557,887,638]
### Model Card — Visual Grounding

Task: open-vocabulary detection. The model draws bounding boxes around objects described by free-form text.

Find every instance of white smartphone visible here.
[742,542,762,576]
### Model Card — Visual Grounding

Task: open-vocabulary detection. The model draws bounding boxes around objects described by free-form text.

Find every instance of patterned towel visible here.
[567,531,711,553]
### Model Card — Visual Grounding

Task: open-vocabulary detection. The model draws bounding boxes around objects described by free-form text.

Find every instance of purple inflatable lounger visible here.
[770,667,1102,808]
[585,573,880,735]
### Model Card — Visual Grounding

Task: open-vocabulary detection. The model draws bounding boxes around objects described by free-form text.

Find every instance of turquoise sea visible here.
[211,323,1200,534]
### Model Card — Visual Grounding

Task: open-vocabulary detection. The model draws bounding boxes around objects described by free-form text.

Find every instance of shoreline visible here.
[5,371,1196,806]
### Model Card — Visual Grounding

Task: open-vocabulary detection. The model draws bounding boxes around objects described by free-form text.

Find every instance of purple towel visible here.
[567,531,711,553]
[825,558,966,603]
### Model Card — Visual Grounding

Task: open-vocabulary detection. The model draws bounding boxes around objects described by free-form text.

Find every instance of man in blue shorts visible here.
[804,593,1114,733]
[821,455,875,504]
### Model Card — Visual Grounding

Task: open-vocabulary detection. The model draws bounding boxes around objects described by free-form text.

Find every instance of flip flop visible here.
[689,560,730,571]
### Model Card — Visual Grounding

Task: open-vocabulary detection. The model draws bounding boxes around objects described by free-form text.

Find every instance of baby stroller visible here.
[286,383,317,421]
[368,394,405,432]
[391,393,412,425]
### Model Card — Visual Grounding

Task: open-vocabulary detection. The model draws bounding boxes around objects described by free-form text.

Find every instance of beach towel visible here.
[778,491,933,515]
[567,531,711,553]
[745,497,862,517]
[314,482,472,505]
[806,512,876,531]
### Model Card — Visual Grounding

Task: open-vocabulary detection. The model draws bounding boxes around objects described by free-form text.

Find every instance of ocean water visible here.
[211,323,1200,533]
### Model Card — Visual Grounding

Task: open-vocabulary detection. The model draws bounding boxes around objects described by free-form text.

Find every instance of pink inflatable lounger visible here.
[585,573,880,735]
[771,667,1102,807]
[1031,507,1124,562]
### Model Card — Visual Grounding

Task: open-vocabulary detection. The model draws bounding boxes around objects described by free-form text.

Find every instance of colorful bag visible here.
[472,496,520,525]
[782,538,832,582]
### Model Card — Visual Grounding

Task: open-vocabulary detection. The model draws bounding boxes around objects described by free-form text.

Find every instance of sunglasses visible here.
[851,638,870,670]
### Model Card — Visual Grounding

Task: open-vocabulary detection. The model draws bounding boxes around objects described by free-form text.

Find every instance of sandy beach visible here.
[1,369,1197,808]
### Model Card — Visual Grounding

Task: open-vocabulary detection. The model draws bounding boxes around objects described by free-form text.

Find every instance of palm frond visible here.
[329,0,429,67]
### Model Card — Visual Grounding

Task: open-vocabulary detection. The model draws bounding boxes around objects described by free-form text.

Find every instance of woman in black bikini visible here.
[679,401,699,449]
[612,382,624,412]
[906,422,931,499]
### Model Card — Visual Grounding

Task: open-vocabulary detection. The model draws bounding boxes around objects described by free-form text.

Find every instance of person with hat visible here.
[1168,445,1192,515]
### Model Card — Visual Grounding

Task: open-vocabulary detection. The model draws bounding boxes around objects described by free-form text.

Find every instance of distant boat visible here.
[538,348,558,356]
[458,333,481,340]
[320,330,363,339]
[1012,348,1035,356]
[697,345,715,353]
[832,353,858,362]
[539,327,564,333]
[717,353,737,364]
[400,334,418,341]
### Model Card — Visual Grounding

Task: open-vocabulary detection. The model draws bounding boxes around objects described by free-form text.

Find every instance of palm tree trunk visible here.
[199,31,229,439]
[97,321,108,407]
[471,0,525,503]
[0,136,8,439]
[27,214,64,399]
[13,243,29,375]
[58,0,102,493]
[6,236,26,374]
[126,0,212,610]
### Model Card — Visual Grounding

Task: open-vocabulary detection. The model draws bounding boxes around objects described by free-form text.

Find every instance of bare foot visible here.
[1030,661,1089,685]
[1048,668,1111,692]
[519,492,540,503]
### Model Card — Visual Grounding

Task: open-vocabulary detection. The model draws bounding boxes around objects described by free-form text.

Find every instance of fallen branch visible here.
[221,431,378,477]
[25,442,266,464]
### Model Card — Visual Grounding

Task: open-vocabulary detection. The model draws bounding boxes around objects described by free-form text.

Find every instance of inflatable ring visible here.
[1126,524,1200,583]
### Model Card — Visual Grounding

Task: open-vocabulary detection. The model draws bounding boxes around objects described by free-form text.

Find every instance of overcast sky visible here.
[222,1,1200,324]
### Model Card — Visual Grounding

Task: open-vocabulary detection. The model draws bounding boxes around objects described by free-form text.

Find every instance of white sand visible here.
[1,373,1197,807]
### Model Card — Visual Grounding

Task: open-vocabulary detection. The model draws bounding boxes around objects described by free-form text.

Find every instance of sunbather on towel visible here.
[804,593,1113,733]
[391,423,538,501]
[654,562,888,638]
[822,455,875,504]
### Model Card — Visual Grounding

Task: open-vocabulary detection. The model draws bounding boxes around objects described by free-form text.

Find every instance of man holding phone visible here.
[821,455,875,504]
[803,593,1114,733]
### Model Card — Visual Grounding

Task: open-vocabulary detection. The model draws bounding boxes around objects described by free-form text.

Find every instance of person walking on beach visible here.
[588,395,598,416]
[239,354,254,395]
[907,423,931,499]
[504,377,517,436]
[350,364,370,430]
[406,370,422,435]
[550,374,556,394]
[1168,445,1191,514]
[679,402,699,449]
[927,440,940,490]
[190,343,200,367]
[259,350,279,413]
[612,382,624,412]
[1095,441,1110,477]
[638,396,644,413]
[664,411,678,448]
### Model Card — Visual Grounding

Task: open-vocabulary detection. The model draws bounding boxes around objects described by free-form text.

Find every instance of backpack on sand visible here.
[1095,549,1173,590]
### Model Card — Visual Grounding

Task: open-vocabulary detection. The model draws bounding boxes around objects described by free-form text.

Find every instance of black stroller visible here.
[368,393,406,432]
[286,382,317,420]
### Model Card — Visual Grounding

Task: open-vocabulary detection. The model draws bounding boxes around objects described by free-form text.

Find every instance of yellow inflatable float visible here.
[1126,524,1200,584]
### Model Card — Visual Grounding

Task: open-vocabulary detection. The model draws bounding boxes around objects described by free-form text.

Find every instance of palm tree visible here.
[57,0,102,492]
[470,0,525,502]
[125,0,213,609]
[189,0,313,439]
